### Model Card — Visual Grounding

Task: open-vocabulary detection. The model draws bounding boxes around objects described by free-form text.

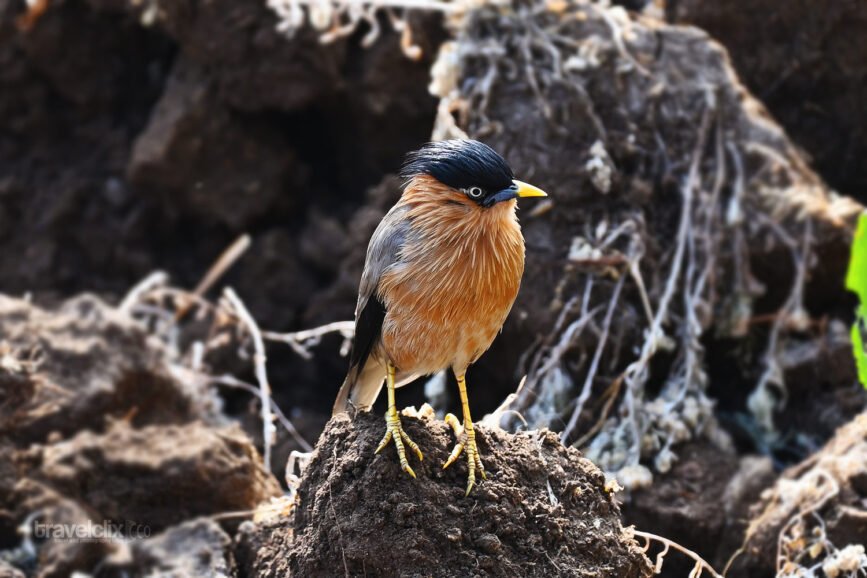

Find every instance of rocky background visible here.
[1,0,866,576]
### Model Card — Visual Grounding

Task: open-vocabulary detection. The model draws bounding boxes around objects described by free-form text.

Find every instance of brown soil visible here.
[0,295,656,577]
[622,443,777,574]
[239,410,653,577]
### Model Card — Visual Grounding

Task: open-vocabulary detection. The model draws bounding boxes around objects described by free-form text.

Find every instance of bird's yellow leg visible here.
[375,361,423,477]
[443,372,486,495]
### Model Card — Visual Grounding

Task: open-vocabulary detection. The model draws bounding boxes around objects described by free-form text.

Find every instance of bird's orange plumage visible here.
[377,174,525,376]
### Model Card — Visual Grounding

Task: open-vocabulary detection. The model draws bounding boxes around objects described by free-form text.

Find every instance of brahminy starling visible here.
[333,139,548,495]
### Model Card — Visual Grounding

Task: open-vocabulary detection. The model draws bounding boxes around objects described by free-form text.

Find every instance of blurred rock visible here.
[119,0,443,192]
[128,60,306,231]
[97,518,237,578]
[668,0,867,199]
[0,294,219,445]
[729,413,867,577]
[28,421,280,532]
[0,0,173,295]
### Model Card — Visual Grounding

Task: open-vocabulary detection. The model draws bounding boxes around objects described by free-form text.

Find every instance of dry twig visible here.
[193,234,251,297]
[223,288,277,471]
[263,321,355,359]
[210,374,313,452]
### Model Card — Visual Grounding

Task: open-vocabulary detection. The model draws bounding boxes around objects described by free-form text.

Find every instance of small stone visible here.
[475,533,502,555]
[479,488,498,502]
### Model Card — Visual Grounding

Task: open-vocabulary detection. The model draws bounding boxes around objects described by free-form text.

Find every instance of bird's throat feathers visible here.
[393,174,525,295]
[400,174,522,244]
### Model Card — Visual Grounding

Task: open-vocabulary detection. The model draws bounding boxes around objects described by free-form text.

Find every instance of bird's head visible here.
[399,140,547,208]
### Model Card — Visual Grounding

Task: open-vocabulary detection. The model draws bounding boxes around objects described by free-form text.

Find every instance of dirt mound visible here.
[414,2,866,568]
[239,410,652,577]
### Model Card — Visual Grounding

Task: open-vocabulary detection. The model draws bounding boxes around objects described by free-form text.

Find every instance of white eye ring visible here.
[467,186,484,199]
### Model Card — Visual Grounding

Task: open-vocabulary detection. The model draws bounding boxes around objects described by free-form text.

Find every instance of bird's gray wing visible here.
[355,203,411,318]
[333,204,411,415]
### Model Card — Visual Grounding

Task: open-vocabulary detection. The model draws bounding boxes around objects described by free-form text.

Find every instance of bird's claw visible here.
[443,413,486,496]
[376,408,423,478]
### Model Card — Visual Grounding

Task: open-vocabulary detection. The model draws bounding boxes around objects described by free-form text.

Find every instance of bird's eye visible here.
[467,187,484,199]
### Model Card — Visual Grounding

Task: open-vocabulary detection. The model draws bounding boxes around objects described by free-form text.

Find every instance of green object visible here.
[846,212,867,388]
[851,322,867,389]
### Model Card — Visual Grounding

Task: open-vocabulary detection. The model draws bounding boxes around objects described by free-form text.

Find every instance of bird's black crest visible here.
[400,140,514,193]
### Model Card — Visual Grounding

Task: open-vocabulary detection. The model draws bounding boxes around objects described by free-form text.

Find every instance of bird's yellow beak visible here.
[513,180,548,198]
[483,179,549,207]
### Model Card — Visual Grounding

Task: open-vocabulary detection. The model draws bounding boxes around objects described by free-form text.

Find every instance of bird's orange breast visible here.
[377,176,525,375]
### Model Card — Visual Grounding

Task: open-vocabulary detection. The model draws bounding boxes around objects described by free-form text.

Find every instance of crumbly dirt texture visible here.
[240,410,652,577]
[0,294,219,445]
[0,293,654,577]
[622,443,777,574]
[27,421,281,531]
[0,296,280,577]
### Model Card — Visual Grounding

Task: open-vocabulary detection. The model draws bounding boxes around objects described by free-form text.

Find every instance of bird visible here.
[332,139,547,495]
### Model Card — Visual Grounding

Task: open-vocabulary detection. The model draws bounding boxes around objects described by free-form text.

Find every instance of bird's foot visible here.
[375,408,424,478]
[443,413,486,496]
